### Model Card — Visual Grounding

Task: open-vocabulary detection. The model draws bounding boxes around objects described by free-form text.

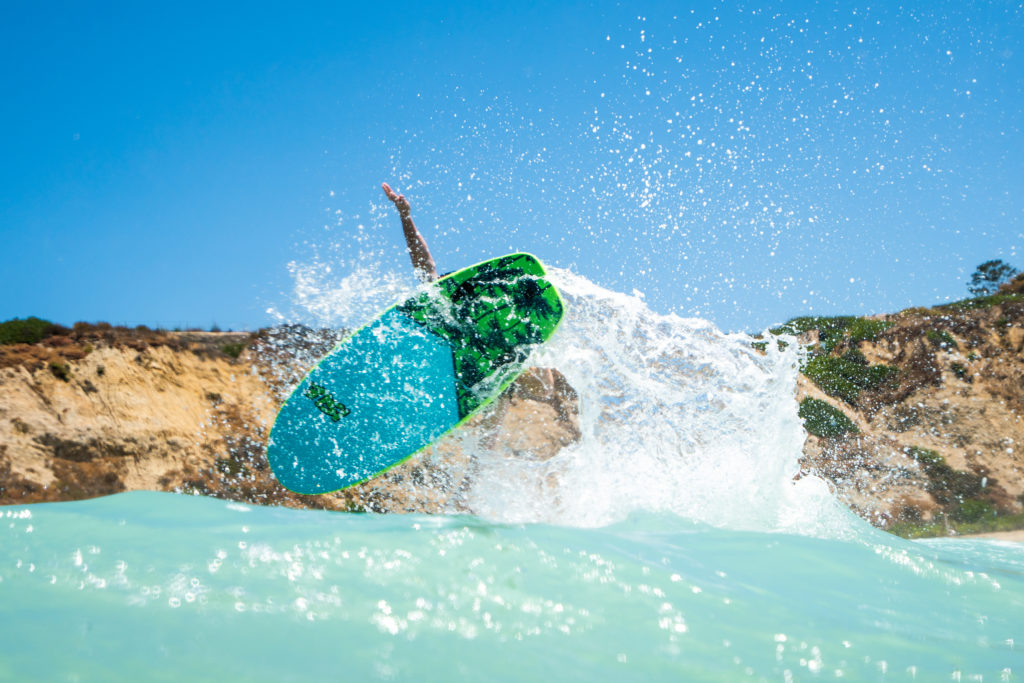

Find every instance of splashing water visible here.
[459,268,844,534]
[3,264,1023,680]
[269,254,415,330]
[266,256,846,536]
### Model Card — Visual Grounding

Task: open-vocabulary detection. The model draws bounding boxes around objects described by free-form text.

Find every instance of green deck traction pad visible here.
[398,253,564,417]
[267,253,565,495]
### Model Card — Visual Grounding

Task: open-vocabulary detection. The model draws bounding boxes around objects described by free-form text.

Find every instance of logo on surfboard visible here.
[304,383,350,422]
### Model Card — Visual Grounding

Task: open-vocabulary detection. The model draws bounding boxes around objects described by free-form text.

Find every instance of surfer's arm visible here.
[382,182,439,282]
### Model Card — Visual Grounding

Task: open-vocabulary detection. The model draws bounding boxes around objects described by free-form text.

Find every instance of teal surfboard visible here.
[267,253,565,494]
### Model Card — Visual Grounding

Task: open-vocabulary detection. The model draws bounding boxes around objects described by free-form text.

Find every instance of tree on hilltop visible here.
[968,259,1018,297]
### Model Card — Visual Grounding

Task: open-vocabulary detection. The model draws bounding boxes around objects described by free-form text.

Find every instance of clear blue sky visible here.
[2,1,1021,332]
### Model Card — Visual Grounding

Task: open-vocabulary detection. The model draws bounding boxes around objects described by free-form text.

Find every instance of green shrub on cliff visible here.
[221,342,245,359]
[907,446,944,468]
[771,316,855,353]
[841,348,867,365]
[771,315,893,354]
[954,499,996,524]
[49,361,70,381]
[934,292,1022,312]
[846,318,894,343]
[0,317,58,345]
[907,447,984,500]
[926,329,956,349]
[803,355,899,405]
[950,362,968,380]
[888,447,1011,537]
[798,397,858,437]
[804,357,859,403]
[888,513,1024,538]
[886,519,947,539]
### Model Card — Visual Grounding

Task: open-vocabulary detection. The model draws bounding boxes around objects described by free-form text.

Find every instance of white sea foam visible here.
[458,268,849,535]
[279,260,852,536]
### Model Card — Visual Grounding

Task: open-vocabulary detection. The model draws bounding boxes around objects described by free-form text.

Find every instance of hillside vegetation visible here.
[783,273,1024,537]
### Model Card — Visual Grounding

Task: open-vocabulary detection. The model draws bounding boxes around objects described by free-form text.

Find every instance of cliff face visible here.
[791,285,1024,533]
[0,325,579,514]
[2,290,1022,537]
[0,329,274,505]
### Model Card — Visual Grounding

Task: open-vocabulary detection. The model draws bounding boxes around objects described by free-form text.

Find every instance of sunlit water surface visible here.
[3,270,1023,681]
[2,492,1022,681]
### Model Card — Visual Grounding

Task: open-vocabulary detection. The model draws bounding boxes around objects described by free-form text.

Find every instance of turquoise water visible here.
[5,273,1023,680]
[1,491,1022,681]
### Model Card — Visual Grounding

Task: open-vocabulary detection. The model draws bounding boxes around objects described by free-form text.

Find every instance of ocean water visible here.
[2,494,1022,681]
[3,272,1023,680]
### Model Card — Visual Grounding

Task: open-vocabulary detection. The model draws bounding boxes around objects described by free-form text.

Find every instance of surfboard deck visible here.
[267,253,565,494]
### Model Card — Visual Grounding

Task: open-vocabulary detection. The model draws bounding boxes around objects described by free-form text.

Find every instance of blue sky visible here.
[2,1,1021,332]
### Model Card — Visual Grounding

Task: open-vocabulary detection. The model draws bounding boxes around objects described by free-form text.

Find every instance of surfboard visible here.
[267,253,565,494]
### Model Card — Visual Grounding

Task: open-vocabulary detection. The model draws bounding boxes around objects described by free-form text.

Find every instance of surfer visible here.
[380,182,574,461]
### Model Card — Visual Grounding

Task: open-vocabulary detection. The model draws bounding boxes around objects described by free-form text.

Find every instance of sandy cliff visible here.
[2,286,1023,538]
[0,324,579,514]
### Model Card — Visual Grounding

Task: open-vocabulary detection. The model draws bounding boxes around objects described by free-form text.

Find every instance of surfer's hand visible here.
[381,182,411,217]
